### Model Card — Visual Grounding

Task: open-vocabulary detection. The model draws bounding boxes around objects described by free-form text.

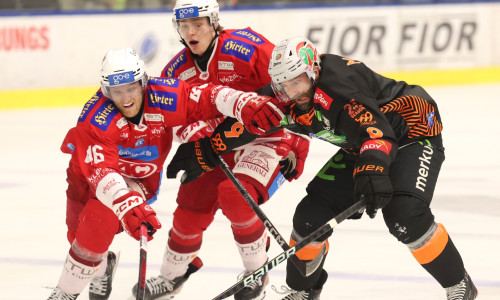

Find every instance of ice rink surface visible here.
[0,83,499,300]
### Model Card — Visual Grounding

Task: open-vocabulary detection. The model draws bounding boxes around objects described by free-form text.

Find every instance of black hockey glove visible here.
[353,174,393,219]
[166,137,220,184]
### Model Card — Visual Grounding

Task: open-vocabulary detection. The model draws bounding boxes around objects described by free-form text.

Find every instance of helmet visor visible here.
[271,72,313,103]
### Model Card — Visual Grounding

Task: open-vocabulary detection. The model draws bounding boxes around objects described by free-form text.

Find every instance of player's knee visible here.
[292,195,333,241]
[382,194,435,244]
[70,239,107,265]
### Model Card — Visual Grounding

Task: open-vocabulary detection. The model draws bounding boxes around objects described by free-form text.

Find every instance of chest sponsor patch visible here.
[118,145,159,161]
[90,100,119,131]
[218,61,234,70]
[218,72,241,85]
[313,88,333,110]
[148,90,177,112]
[230,29,265,45]
[221,39,255,62]
[119,160,158,178]
[179,67,197,81]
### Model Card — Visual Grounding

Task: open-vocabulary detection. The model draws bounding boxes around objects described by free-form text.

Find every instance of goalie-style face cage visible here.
[269,37,321,103]
[100,47,147,99]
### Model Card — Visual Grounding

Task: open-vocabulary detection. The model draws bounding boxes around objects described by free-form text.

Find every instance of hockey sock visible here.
[160,244,199,281]
[92,253,109,278]
[57,252,100,295]
[408,222,465,287]
[234,228,268,271]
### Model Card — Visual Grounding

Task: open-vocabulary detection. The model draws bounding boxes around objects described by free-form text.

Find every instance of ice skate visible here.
[234,270,269,300]
[89,251,119,300]
[131,256,203,300]
[47,286,79,300]
[273,269,327,300]
[446,270,477,300]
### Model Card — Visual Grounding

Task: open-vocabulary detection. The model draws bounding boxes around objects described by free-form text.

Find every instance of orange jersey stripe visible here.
[290,237,329,261]
[380,95,443,138]
[411,223,449,264]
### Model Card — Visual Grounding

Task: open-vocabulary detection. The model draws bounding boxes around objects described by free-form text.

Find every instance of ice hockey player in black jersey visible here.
[166,36,478,300]
[244,37,477,300]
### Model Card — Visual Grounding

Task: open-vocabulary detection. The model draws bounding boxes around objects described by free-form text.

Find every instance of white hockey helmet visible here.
[172,0,219,33]
[100,47,147,99]
[269,37,321,102]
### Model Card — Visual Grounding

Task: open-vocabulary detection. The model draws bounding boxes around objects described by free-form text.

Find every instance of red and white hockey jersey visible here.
[61,77,223,204]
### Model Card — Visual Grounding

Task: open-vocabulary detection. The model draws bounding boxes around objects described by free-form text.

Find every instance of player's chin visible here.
[119,105,138,118]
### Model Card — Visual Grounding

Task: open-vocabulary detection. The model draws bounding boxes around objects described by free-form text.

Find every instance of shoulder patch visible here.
[151,77,180,87]
[221,39,255,62]
[90,100,119,131]
[79,91,102,123]
[148,90,178,112]
[164,50,187,78]
[230,29,265,45]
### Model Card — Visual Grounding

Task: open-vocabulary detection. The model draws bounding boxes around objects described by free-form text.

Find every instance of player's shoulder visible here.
[76,89,123,135]
[145,77,184,112]
[162,48,193,78]
[221,27,272,46]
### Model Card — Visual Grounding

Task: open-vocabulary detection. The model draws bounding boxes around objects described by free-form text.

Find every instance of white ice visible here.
[0,83,499,299]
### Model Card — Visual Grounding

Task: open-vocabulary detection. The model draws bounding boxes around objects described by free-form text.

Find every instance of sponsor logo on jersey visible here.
[360,139,392,155]
[108,71,134,86]
[148,90,177,112]
[218,72,240,84]
[153,77,180,87]
[79,91,101,122]
[119,160,158,178]
[179,67,197,81]
[91,101,119,131]
[144,113,164,122]
[135,139,145,147]
[221,39,255,62]
[118,145,159,161]
[218,61,234,70]
[175,6,199,19]
[344,99,365,119]
[313,89,333,110]
[164,51,187,78]
[116,117,128,129]
[231,29,265,45]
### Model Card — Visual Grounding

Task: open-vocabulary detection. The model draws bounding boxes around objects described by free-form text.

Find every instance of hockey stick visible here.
[217,155,307,275]
[212,199,366,300]
[136,223,148,300]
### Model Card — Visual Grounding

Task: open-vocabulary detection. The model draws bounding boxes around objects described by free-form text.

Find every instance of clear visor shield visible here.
[271,72,313,103]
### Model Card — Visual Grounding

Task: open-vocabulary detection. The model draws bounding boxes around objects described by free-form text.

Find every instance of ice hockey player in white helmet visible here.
[131,1,312,300]
[171,36,479,300]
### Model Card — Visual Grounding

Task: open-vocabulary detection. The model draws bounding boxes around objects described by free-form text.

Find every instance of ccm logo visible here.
[115,196,141,213]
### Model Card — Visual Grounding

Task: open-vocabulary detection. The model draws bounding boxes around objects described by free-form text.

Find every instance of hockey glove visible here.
[166,137,220,184]
[239,95,284,134]
[112,191,161,241]
[353,174,392,218]
[275,132,311,181]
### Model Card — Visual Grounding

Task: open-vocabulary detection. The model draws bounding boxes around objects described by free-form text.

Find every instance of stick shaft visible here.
[212,200,365,300]
[136,223,148,300]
